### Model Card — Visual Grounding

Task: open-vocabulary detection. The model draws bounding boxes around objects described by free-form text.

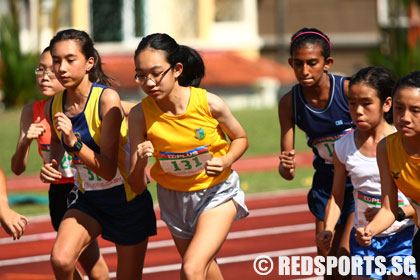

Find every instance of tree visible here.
[0,12,39,107]
[369,0,420,77]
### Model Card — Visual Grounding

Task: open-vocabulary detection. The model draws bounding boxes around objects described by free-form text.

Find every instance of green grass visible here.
[239,168,314,194]
[0,107,43,176]
[232,107,308,156]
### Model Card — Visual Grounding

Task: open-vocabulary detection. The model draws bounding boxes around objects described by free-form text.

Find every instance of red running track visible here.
[0,189,322,280]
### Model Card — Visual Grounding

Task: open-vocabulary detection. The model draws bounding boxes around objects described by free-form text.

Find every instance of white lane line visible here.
[0,221,166,245]
[228,223,314,239]
[0,232,57,244]
[0,222,314,267]
[249,204,308,217]
[0,204,309,245]
[100,222,315,255]
[121,246,317,276]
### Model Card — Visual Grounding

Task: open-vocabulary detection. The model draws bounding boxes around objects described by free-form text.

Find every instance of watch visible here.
[69,139,83,152]
[396,207,406,222]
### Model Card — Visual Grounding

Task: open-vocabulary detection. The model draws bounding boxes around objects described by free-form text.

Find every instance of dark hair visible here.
[49,29,113,87]
[42,46,51,54]
[290,28,331,60]
[349,66,395,123]
[393,71,420,97]
[134,33,205,87]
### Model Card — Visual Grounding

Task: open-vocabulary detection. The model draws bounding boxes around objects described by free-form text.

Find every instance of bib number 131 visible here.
[159,146,211,176]
[170,157,203,171]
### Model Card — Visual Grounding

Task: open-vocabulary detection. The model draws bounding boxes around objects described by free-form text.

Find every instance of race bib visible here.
[356,191,382,228]
[74,161,124,190]
[312,140,335,164]
[311,129,354,164]
[41,148,76,178]
[159,146,211,176]
[58,152,76,178]
[356,191,405,235]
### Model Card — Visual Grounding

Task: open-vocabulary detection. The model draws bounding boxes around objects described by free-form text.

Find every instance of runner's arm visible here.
[127,103,150,194]
[278,91,296,180]
[365,139,399,236]
[11,104,36,175]
[324,150,347,232]
[206,92,248,176]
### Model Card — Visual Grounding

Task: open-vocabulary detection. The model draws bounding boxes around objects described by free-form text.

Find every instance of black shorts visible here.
[69,185,157,245]
[307,170,355,224]
[48,183,75,231]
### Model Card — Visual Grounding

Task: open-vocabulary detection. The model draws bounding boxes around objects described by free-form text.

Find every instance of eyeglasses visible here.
[35,68,56,79]
[134,66,172,85]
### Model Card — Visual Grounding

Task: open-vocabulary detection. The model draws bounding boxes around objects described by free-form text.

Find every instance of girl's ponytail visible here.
[90,48,113,88]
[177,45,204,87]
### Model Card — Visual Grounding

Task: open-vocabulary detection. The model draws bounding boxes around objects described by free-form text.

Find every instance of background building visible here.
[0,0,415,108]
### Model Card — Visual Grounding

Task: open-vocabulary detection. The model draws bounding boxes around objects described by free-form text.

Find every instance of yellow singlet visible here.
[142,87,231,192]
[386,132,420,225]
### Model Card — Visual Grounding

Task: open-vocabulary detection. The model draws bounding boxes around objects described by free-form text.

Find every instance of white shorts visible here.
[157,170,249,239]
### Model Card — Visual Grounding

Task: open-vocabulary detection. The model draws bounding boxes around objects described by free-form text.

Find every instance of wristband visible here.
[397,207,406,222]
[67,139,83,153]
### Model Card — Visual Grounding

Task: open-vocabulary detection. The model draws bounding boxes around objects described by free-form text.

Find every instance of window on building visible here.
[215,0,244,22]
[134,0,145,37]
[92,0,122,42]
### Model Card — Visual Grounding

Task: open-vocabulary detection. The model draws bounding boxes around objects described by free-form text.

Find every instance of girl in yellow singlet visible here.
[128,33,249,279]
[356,71,420,269]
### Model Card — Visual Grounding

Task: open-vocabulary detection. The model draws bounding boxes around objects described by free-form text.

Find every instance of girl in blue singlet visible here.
[12,46,108,280]
[278,28,355,278]
[40,29,156,279]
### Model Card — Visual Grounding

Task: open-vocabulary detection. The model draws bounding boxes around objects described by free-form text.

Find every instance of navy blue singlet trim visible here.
[297,73,336,114]
[62,84,95,119]
[50,95,55,122]
[98,87,103,122]
[338,76,350,108]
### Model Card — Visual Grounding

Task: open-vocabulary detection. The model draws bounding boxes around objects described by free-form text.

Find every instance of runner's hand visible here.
[355,227,373,246]
[40,159,62,183]
[279,150,296,174]
[205,156,228,177]
[136,140,154,165]
[0,208,28,240]
[316,230,333,255]
[54,112,77,147]
[26,117,46,141]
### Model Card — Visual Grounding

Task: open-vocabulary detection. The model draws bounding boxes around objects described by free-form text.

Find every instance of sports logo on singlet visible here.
[392,171,401,180]
[195,128,205,140]
[159,145,211,176]
[74,131,82,141]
